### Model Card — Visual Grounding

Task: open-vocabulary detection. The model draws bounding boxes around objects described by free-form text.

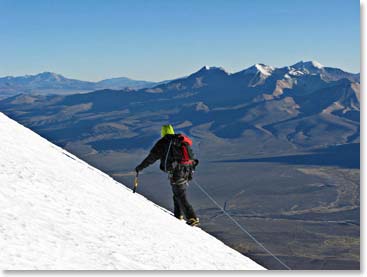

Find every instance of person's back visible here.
[135,125,199,226]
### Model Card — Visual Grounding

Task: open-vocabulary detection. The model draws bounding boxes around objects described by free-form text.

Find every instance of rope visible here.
[192,179,292,270]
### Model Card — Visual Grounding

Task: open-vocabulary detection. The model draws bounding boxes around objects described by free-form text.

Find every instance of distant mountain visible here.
[0,72,163,98]
[289,61,360,82]
[95,77,158,90]
[0,60,359,152]
[0,72,95,97]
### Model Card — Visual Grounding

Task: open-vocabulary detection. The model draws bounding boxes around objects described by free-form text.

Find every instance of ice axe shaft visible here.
[133,172,139,193]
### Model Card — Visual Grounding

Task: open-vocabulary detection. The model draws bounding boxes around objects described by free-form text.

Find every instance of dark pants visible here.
[171,183,197,219]
[170,165,197,219]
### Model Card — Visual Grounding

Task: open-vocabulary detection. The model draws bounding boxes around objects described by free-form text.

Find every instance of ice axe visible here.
[133,171,139,193]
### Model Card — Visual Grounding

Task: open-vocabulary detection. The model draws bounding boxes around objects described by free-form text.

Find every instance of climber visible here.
[135,124,200,226]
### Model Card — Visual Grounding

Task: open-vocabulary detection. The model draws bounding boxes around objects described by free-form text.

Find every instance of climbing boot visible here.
[186,217,200,226]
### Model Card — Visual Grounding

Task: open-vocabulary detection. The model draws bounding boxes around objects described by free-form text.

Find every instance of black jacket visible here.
[137,134,176,172]
[137,134,196,172]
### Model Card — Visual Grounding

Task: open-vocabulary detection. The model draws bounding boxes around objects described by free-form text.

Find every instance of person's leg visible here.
[171,183,197,220]
[170,169,183,219]
[172,194,183,219]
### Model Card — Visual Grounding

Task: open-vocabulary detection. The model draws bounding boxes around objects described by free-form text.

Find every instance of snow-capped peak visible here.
[291,60,324,71]
[310,60,323,69]
[36,72,65,81]
[192,66,230,77]
[255,63,274,76]
[240,63,274,77]
[201,65,228,72]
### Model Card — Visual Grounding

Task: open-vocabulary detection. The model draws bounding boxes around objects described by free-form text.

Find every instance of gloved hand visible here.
[135,165,143,173]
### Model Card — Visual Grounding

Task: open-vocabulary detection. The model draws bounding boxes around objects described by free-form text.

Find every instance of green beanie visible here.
[161,124,175,137]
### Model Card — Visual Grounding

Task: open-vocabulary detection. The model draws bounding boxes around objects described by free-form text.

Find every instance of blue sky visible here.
[0,0,360,81]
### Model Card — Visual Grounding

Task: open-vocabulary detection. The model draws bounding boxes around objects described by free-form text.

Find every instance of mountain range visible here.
[0,72,165,98]
[0,60,359,151]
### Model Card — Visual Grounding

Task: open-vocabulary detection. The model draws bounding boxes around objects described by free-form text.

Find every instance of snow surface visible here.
[201,65,229,74]
[240,64,274,78]
[255,64,274,76]
[310,61,323,69]
[291,60,324,72]
[0,113,264,270]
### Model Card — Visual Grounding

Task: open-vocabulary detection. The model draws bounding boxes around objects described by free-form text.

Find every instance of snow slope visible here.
[0,113,264,270]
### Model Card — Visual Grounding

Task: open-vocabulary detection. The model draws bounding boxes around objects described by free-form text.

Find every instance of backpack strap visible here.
[164,139,173,172]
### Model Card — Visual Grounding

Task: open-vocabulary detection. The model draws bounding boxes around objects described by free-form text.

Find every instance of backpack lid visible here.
[178,134,192,146]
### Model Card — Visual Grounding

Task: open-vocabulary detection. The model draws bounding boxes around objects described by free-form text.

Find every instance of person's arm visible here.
[135,141,162,172]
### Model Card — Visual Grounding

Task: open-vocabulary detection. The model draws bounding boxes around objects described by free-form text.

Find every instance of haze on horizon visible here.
[0,0,360,82]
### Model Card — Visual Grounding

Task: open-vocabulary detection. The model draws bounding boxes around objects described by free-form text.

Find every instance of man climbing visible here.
[135,124,200,226]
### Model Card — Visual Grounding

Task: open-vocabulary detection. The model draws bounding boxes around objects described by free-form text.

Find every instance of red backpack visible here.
[165,134,198,171]
[175,134,195,165]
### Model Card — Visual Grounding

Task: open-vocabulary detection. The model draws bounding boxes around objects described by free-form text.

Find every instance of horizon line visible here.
[0,60,360,82]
